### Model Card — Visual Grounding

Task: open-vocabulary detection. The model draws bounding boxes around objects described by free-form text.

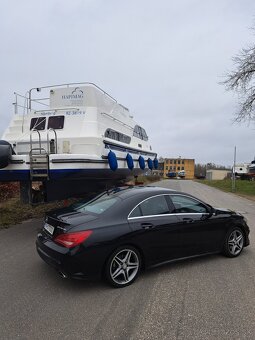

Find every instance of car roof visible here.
[106,185,180,200]
[97,185,208,221]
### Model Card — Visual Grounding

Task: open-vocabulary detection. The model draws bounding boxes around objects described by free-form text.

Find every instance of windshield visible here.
[73,193,119,215]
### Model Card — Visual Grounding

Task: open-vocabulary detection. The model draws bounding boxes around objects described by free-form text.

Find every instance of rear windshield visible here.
[74,193,119,215]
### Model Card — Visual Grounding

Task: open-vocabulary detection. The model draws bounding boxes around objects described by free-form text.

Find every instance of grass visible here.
[0,197,68,228]
[197,179,255,198]
[133,175,161,185]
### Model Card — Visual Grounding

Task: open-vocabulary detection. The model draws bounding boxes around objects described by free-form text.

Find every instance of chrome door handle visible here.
[141,223,154,229]
[183,218,194,223]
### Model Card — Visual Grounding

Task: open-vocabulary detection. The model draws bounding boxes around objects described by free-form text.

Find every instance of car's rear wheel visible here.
[223,227,244,257]
[105,246,141,288]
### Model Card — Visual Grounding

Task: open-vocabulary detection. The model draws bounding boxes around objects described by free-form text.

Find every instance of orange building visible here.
[163,157,195,179]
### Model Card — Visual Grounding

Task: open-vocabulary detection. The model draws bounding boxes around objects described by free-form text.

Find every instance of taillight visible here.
[54,230,93,248]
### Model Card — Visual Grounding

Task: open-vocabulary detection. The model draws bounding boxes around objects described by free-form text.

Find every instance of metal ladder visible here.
[29,148,49,179]
[29,130,49,180]
[29,129,58,180]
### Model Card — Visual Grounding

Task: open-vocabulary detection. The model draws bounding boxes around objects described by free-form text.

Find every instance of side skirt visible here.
[148,251,220,269]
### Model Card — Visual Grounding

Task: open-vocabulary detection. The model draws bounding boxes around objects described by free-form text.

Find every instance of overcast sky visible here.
[1,0,255,166]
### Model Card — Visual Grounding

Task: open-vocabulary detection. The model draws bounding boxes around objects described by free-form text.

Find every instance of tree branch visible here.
[222,43,255,122]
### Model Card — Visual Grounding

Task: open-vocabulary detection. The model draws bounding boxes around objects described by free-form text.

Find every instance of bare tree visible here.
[223,43,255,122]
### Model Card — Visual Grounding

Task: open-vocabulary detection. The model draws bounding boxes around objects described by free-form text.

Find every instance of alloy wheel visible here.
[228,229,244,256]
[110,248,140,286]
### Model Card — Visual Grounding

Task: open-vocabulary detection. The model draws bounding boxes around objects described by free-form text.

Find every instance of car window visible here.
[74,194,118,214]
[132,195,170,217]
[170,195,208,214]
[129,205,142,218]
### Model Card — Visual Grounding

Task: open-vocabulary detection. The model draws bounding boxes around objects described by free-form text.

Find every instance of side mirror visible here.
[207,206,215,216]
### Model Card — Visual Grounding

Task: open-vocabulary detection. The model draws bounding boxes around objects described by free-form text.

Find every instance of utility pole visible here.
[232,146,236,192]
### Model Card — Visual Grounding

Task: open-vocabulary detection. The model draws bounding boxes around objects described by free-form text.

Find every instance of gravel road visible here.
[0,180,254,340]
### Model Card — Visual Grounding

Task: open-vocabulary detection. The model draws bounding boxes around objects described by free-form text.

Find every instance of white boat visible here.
[0,83,158,201]
[248,160,255,174]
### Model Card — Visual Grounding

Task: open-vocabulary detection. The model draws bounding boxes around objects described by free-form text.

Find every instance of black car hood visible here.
[214,208,239,216]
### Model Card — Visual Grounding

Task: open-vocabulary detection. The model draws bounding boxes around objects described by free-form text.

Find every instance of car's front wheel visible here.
[105,246,141,288]
[223,227,244,257]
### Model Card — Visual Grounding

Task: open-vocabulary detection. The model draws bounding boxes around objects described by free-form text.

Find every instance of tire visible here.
[223,227,244,258]
[105,246,141,288]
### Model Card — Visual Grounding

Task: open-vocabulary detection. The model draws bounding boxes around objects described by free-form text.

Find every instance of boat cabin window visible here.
[30,117,46,130]
[47,116,65,130]
[133,125,148,141]
[105,129,131,144]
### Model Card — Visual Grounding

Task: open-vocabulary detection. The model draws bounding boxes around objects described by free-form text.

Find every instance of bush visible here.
[135,175,161,184]
[0,182,20,202]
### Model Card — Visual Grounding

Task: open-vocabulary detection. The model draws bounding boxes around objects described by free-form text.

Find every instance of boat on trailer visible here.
[247,160,255,179]
[0,82,158,202]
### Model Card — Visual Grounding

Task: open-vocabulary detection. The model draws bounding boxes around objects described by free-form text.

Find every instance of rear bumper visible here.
[36,233,102,280]
[36,244,62,271]
[36,242,87,279]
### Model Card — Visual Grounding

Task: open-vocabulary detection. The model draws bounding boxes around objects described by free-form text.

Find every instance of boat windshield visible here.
[73,193,119,215]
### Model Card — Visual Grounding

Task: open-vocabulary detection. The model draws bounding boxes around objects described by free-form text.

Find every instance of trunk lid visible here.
[43,209,98,238]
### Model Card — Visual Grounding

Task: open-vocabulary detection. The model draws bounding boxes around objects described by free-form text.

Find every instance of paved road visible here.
[0,180,255,340]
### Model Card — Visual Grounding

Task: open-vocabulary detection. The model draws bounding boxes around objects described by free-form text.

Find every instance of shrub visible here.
[0,182,20,202]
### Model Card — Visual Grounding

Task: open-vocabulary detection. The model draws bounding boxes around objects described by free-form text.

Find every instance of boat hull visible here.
[0,150,153,182]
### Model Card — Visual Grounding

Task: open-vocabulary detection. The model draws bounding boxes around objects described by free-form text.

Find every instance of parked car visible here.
[36,186,250,288]
[166,172,177,178]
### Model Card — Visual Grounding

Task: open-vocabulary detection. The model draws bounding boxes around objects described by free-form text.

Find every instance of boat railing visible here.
[29,129,58,155]
[13,92,49,116]
[15,127,58,156]
[13,92,28,115]
[30,98,50,110]
[30,129,42,153]
[28,82,118,110]
[34,107,80,114]
[13,82,121,116]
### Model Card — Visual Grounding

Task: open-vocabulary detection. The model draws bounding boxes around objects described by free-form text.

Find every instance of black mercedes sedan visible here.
[36,186,250,288]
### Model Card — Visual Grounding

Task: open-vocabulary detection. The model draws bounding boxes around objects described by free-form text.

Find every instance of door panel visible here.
[169,194,226,256]
[128,215,182,266]
[176,213,227,256]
